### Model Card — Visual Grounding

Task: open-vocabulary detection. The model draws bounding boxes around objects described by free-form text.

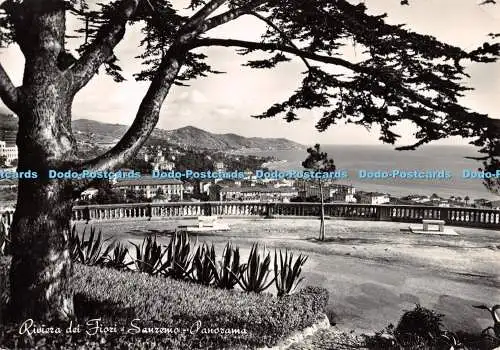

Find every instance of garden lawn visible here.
[0,257,328,350]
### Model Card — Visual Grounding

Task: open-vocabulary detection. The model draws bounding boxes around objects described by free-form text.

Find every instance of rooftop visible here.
[114,176,182,187]
[221,186,298,193]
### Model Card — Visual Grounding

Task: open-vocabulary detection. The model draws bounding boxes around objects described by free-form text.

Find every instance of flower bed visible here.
[0,257,328,349]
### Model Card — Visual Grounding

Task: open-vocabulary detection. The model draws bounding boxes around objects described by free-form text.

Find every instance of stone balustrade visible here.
[66,202,500,229]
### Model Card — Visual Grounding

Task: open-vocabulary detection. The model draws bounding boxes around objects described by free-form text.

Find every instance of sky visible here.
[0,0,499,146]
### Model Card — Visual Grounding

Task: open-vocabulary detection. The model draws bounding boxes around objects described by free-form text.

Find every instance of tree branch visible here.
[191,37,447,112]
[199,0,269,33]
[80,45,187,172]
[177,0,230,43]
[249,12,311,71]
[0,63,20,113]
[183,0,228,31]
[68,0,140,92]
[75,1,234,173]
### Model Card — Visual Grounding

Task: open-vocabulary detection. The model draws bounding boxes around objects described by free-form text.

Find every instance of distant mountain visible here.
[0,116,304,151]
[161,125,303,151]
[72,119,130,144]
[73,119,304,151]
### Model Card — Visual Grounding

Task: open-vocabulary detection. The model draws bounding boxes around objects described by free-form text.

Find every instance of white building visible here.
[0,141,18,165]
[329,184,356,203]
[358,192,390,205]
[214,161,226,171]
[80,187,99,200]
[217,186,298,202]
[113,177,183,200]
[153,159,175,171]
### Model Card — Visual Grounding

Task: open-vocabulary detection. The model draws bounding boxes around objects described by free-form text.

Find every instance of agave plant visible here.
[473,304,500,338]
[438,331,466,350]
[103,241,133,270]
[190,243,217,286]
[0,220,10,255]
[72,226,112,266]
[68,224,79,259]
[274,249,308,297]
[209,242,241,290]
[130,235,169,276]
[235,243,274,293]
[163,230,195,280]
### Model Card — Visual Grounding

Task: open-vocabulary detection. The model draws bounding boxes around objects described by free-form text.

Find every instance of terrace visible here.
[1,202,499,338]
[64,201,499,229]
[67,217,500,334]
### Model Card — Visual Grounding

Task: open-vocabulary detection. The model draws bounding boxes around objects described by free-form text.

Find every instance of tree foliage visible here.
[302,144,336,173]
[0,0,498,190]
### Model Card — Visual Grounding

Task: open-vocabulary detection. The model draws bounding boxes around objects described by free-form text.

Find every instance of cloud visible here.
[0,1,498,146]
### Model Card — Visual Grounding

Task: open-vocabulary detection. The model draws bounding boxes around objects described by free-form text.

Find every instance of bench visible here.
[198,216,218,228]
[422,219,445,232]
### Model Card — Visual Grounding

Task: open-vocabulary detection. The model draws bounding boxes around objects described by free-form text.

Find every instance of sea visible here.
[243,145,499,201]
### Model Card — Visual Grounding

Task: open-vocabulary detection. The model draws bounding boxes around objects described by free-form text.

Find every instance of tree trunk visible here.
[8,63,77,321]
[9,180,75,322]
[319,180,325,241]
[3,0,185,322]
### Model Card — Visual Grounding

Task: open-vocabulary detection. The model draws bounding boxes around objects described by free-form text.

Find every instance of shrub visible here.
[210,242,241,290]
[0,259,329,349]
[190,242,216,286]
[130,234,169,276]
[274,249,308,297]
[395,304,444,343]
[236,243,274,293]
[364,304,500,350]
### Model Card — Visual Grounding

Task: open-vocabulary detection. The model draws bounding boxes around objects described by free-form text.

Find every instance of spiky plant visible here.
[130,235,169,276]
[209,242,241,290]
[163,230,195,280]
[73,226,112,266]
[103,241,133,270]
[68,224,80,260]
[235,243,274,293]
[190,243,217,286]
[274,249,308,297]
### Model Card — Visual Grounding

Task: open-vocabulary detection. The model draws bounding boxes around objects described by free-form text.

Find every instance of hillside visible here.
[161,126,303,151]
[72,119,303,151]
[0,116,303,151]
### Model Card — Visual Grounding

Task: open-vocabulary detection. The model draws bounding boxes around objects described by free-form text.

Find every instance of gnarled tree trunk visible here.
[9,181,75,321]
[9,54,77,320]
[1,0,217,322]
[5,0,78,320]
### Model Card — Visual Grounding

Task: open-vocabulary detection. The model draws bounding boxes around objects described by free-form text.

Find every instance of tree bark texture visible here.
[6,0,78,322]
[3,0,224,322]
[9,87,76,321]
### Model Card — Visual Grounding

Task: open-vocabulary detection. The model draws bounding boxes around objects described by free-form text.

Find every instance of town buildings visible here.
[113,176,184,200]
[0,141,18,165]
[211,185,298,202]
[356,191,390,205]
